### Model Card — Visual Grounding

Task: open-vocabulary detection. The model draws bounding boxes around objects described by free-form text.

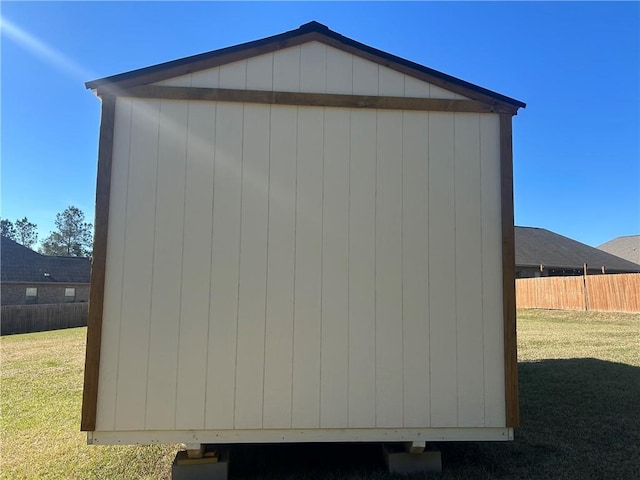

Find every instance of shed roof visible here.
[597,235,640,266]
[86,21,525,112]
[1,235,91,284]
[515,227,640,273]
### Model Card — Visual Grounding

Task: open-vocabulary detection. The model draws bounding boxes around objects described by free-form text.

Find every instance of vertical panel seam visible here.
[373,96,378,426]
[203,100,216,428]
[113,99,133,430]
[290,105,299,428]
[346,105,352,427]
[347,110,353,427]
[288,56,300,428]
[261,101,272,429]
[400,80,405,428]
[425,110,431,427]
[453,113,459,427]
[142,99,162,430]
[318,106,325,427]
[400,110,405,427]
[174,99,190,429]
[232,103,246,429]
[347,61,354,428]
[318,107,325,428]
[479,115,487,426]
[427,111,433,427]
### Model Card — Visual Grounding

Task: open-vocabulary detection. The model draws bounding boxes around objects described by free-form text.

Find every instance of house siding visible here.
[1,283,89,306]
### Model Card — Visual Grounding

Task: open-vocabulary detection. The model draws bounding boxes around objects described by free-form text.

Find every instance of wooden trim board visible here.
[113,85,513,113]
[89,427,515,445]
[500,113,519,428]
[81,94,116,431]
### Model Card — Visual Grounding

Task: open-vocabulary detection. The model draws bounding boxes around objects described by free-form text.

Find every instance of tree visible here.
[14,217,38,248]
[1,219,16,240]
[40,206,93,257]
[1,217,38,248]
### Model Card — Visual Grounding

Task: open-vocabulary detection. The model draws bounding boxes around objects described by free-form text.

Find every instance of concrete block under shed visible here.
[172,447,229,480]
[383,443,442,474]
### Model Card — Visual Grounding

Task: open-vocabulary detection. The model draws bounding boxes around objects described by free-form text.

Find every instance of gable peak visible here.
[298,21,330,33]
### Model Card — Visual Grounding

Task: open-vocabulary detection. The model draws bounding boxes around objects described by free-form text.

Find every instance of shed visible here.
[82,22,525,446]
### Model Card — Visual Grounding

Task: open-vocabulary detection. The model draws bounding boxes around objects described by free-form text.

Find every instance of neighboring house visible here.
[597,235,640,266]
[515,226,640,278]
[0,235,91,306]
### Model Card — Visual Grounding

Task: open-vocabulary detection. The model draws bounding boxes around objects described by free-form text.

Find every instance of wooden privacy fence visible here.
[0,302,88,335]
[516,273,640,313]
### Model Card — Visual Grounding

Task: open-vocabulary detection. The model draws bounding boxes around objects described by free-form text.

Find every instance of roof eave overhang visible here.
[518,263,640,273]
[86,21,525,114]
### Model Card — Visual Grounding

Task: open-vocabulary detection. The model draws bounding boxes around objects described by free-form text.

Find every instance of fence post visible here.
[582,263,589,311]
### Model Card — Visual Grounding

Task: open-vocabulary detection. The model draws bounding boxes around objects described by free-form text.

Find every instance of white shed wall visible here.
[95,42,506,438]
[96,96,505,434]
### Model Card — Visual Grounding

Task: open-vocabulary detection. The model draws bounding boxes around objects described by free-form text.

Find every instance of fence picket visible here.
[516,274,639,313]
[0,303,88,335]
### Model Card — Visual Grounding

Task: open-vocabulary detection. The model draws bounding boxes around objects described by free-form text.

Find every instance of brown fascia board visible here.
[86,21,526,112]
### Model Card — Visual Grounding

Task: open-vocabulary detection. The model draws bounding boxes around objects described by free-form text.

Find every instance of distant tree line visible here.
[1,206,93,257]
[0,217,38,248]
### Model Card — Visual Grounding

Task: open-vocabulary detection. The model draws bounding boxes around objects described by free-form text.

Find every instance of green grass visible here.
[1,309,639,479]
[0,328,177,479]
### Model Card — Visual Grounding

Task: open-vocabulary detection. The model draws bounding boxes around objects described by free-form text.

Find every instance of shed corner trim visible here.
[81,94,116,432]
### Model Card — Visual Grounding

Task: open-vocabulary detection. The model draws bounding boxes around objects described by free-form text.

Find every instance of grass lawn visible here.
[0,328,177,479]
[1,309,639,479]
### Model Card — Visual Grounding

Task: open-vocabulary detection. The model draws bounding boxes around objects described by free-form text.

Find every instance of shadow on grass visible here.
[227,359,640,479]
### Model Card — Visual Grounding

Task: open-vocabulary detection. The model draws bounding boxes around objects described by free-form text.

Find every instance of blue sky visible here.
[1,1,638,248]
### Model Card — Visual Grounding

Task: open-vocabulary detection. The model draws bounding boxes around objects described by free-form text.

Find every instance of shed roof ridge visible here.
[85,21,525,109]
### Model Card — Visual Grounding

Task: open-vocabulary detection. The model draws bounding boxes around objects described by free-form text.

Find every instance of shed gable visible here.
[153,41,469,100]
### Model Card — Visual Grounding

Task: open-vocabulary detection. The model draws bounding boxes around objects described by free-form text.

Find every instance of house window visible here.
[25,287,38,305]
[64,288,76,303]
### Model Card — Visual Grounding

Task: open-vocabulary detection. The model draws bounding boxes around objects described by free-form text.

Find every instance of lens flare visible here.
[0,15,95,82]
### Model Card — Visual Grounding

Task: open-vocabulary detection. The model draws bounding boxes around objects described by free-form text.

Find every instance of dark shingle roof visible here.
[1,236,91,283]
[515,227,640,273]
[597,235,640,266]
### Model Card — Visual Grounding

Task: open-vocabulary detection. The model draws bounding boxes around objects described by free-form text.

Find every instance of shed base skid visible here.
[383,443,442,474]
[172,448,229,480]
[88,427,513,444]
